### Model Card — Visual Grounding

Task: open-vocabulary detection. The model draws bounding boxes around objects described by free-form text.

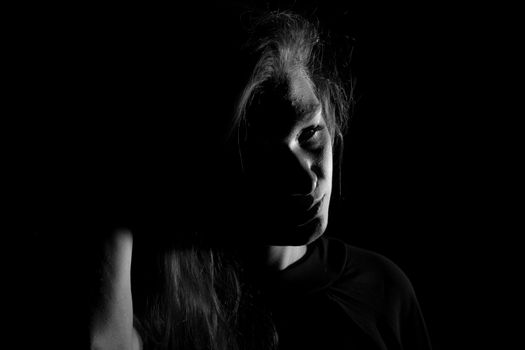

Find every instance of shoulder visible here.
[324,236,419,315]
[350,242,414,295]
[323,237,432,348]
[325,237,413,289]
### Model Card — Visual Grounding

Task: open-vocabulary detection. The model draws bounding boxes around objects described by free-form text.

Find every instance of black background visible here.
[6,1,513,349]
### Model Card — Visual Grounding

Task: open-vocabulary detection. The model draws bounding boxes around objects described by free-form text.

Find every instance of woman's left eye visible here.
[299,125,325,144]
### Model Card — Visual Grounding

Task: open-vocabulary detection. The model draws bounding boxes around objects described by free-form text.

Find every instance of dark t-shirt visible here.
[258,236,432,349]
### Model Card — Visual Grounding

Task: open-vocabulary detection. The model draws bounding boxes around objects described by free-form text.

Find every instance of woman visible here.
[90,9,431,350]
[211,10,433,349]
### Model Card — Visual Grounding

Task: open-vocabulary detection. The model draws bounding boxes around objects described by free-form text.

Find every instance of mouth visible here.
[296,195,325,226]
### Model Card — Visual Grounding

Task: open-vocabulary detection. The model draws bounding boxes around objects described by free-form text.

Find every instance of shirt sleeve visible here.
[395,271,432,350]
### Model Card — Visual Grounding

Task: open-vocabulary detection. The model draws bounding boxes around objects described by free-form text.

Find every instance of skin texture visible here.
[243,70,333,269]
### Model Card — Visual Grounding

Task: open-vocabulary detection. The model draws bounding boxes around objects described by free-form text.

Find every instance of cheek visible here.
[320,144,333,227]
[320,139,333,184]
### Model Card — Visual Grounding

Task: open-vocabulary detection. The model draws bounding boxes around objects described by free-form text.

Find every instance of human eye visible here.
[298,124,325,146]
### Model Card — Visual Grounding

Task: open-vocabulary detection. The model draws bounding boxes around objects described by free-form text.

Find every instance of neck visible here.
[263,245,307,271]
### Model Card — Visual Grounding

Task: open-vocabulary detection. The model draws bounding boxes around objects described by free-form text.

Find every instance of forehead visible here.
[247,71,321,134]
[288,69,320,115]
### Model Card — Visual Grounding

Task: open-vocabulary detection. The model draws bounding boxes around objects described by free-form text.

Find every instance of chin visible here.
[266,215,328,246]
[299,217,328,245]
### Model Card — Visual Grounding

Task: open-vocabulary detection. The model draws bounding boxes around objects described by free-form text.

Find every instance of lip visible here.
[296,194,325,226]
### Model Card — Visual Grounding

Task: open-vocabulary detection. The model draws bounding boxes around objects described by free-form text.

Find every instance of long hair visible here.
[136,243,236,349]
[134,237,277,350]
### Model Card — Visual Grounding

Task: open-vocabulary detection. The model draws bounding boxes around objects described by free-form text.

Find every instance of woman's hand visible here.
[90,230,141,350]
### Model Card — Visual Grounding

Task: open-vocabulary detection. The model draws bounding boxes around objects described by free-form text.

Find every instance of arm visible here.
[90,230,141,350]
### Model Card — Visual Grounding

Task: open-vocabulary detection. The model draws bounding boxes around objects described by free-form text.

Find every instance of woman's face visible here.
[242,71,333,246]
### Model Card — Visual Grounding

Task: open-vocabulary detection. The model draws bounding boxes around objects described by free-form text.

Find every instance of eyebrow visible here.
[294,102,322,123]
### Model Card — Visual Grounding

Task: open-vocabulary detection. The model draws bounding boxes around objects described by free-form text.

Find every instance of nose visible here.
[281,145,317,197]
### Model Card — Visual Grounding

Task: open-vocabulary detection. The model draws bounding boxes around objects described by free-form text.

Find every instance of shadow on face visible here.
[240,73,333,246]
